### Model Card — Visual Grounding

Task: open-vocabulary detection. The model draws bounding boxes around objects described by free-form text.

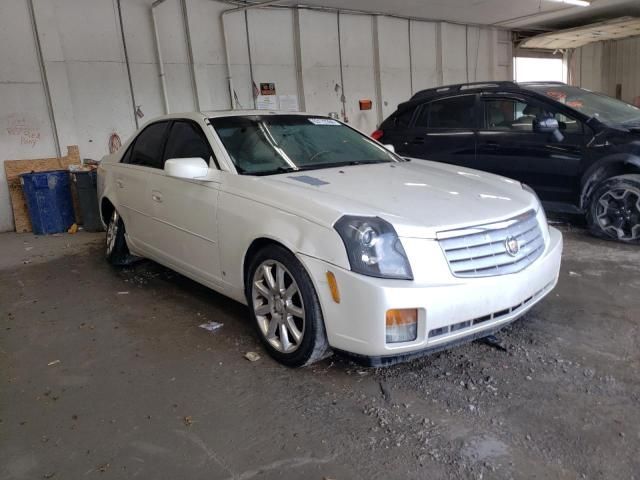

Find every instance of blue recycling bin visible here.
[20,170,75,235]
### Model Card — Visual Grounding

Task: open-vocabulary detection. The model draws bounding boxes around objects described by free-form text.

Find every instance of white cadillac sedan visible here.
[98,111,563,367]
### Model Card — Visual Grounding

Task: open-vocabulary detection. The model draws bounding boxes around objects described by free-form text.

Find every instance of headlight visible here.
[334,216,413,280]
[521,183,546,217]
[522,183,549,237]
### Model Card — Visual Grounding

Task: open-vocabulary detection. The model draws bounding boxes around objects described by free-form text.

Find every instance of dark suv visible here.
[375,81,640,243]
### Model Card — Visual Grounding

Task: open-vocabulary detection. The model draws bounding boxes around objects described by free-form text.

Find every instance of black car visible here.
[375,81,640,243]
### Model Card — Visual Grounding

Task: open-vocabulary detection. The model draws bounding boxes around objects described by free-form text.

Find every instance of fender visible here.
[217,189,350,304]
[579,154,640,209]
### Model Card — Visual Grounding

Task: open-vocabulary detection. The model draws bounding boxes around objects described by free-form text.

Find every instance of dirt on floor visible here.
[1,225,639,480]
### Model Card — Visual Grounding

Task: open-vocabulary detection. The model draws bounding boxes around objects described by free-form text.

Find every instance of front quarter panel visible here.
[217,176,350,303]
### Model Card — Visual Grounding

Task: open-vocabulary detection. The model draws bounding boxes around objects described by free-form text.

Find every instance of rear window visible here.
[415,95,476,129]
[126,122,168,169]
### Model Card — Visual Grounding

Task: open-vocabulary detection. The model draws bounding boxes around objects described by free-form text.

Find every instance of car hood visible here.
[262,160,538,238]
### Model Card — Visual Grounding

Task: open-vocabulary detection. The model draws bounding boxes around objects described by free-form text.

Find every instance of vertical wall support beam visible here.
[372,16,383,126]
[435,22,444,86]
[117,0,139,129]
[489,28,497,81]
[292,8,306,112]
[337,11,347,122]
[465,25,469,82]
[151,1,170,114]
[408,20,413,94]
[181,0,200,111]
[244,10,256,108]
[27,0,61,157]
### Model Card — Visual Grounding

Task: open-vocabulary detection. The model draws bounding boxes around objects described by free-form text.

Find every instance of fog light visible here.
[385,309,418,343]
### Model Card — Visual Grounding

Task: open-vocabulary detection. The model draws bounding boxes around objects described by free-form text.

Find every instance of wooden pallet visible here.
[4,146,81,233]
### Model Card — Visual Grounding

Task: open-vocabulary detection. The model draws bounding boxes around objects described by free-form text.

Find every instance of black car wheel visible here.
[587,174,640,244]
[245,244,330,367]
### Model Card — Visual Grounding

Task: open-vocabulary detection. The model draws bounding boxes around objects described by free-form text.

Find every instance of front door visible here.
[147,120,222,287]
[477,94,586,205]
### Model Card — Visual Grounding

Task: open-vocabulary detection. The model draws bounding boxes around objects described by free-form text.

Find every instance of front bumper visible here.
[299,226,563,360]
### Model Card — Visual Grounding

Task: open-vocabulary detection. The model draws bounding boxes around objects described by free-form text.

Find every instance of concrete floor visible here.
[1,226,639,479]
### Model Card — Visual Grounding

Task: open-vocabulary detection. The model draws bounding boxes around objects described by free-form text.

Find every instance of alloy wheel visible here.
[251,260,305,353]
[106,210,119,256]
[595,186,640,241]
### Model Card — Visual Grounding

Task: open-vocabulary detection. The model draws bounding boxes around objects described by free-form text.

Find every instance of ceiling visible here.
[521,16,640,48]
[292,0,640,30]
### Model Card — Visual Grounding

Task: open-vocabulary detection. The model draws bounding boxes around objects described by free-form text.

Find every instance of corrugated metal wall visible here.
[0,0,513,232]
[569,35,640,104]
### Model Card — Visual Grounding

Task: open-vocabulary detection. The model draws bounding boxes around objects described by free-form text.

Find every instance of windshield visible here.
[210,115,397,175]
[524,85,640,127]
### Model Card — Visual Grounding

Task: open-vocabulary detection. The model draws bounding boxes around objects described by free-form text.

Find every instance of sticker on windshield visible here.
[308,118,340,126]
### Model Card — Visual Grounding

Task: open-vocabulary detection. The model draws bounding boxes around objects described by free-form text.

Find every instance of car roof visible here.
[142,110,318,123]
[394,81,569,114]
[409,81,567,100]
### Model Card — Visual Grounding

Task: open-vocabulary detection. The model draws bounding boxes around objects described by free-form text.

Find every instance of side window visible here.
[484,98,536,132]
[163,121,214,166]
[129,122,169,169]
[120,144,133,164]
[484,98,584,134]
[552,111,583,134]
[415,95,476,129]
[395,108,416,128]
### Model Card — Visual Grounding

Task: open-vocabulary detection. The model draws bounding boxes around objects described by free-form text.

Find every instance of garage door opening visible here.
[514,57,564,83]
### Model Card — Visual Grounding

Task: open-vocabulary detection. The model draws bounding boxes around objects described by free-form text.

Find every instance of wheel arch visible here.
[242,237,295,293]
[580,154,640,209]
[100,196,116,226]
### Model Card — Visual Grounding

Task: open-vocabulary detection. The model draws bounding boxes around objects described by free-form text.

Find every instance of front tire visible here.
[587,174,640,244]
[245,245,330,367]
[105,209,133,265]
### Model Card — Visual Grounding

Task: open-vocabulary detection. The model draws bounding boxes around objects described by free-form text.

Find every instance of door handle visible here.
[116,179,124,188]
[151,192,163,203]
[483,142,500,150]
[411,137,425,145]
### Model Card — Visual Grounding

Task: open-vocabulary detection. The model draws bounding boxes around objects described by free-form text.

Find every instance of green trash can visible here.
[71,170,103,232]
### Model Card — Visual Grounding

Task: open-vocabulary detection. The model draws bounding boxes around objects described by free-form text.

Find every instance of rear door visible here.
[112,121,170,249]
[147,120,223,287]
[402,94,478,167]
[477,94,587,204]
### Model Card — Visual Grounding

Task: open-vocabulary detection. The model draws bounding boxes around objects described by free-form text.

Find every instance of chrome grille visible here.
[438,210,545,278]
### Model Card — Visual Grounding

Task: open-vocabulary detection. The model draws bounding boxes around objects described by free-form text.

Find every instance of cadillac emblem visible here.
[505,236,520,257]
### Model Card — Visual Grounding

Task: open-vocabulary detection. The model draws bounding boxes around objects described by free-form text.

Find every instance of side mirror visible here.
[534,117,564,142]
[384,144,396,153]
[164,157,209,180]
[534,117,559,133]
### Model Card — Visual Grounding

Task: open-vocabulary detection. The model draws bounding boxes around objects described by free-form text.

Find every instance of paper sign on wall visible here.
[256,95,279,110]
[260,83,276,95]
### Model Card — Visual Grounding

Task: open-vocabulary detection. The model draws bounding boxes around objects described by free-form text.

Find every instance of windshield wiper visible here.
[295,159,392,171]
[247,159,392,176]
[249,166,298,176]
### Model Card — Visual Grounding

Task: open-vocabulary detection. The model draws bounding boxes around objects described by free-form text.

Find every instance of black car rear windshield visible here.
[524,85,640,127]
[209,115,397,175]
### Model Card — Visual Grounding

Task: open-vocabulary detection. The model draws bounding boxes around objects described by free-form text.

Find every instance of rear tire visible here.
[586,174,640,244]
[245,244,330,367]
[105,209,134,266]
